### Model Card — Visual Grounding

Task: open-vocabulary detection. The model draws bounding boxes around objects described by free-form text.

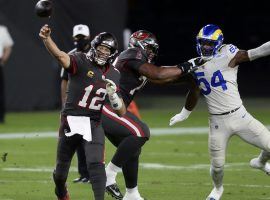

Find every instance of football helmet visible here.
[129,30,159,63]
[90,32,118,65]
[196,24,224,59]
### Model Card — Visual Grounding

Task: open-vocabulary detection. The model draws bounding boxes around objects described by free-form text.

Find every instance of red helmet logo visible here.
[132,32,150,41]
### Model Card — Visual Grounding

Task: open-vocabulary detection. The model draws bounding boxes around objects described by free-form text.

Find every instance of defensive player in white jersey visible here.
[169,24,270,200]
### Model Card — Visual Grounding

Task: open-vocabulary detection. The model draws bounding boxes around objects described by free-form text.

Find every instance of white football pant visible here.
[208,105,270,188]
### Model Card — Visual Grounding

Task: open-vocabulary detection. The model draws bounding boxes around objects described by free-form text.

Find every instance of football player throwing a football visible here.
[60,24,92,184]
[40,24,126,200]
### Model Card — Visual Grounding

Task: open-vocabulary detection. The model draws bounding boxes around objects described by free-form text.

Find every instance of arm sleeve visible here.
[66,55,78,74]
[67,51,86,75]
[247,41,270,61]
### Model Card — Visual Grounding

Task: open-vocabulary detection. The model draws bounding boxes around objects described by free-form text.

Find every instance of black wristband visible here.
[177,62,192,74]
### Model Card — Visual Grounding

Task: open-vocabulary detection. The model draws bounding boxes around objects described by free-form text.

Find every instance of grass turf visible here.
[0,97,270,199]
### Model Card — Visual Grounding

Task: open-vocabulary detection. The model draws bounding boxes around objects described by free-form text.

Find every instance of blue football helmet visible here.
[196,24,224,59]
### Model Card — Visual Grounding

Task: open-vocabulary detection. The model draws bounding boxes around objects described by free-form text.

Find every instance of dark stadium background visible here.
[0,0,269,111]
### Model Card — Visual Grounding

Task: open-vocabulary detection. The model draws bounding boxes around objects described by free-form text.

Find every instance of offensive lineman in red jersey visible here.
[103,30,202,200]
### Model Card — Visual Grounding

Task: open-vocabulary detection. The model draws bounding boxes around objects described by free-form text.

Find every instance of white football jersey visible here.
[191,44,242,114]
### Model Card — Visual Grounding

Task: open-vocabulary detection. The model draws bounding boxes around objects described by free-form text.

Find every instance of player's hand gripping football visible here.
[169,107,192,126]
[102,76,117,96]
[39,24,51,40]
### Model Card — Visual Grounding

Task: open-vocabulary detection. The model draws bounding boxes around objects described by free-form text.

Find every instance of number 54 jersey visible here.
[192,44,242,114]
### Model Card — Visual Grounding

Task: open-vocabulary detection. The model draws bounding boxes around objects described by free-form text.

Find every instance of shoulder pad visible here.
[118,47,148,62]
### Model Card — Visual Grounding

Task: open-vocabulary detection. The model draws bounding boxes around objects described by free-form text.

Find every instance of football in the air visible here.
[35,0,53,18]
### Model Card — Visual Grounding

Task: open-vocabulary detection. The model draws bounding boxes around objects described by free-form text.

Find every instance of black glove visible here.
[177,58,205,74]
[194,57,206,66]
[177,61,197,74]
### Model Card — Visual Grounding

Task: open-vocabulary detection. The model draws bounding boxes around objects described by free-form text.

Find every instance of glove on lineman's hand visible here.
[177,57,206,74]
[194,57,206,66]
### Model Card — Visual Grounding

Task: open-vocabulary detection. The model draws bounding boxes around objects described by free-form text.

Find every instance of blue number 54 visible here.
[195,70,227,95]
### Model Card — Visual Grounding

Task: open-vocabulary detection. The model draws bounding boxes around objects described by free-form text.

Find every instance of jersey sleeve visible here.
[67,52,84,75]
[225,44,239,61]
[118,48,148,72]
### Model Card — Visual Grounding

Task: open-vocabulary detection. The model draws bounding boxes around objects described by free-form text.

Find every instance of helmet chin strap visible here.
[137,41,146,50]
[92,48,107,66]
[94,57,106,66]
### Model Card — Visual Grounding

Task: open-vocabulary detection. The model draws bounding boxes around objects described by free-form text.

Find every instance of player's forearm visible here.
[1,46,12,65]
[156,66,183,81]
[149,77,176,84]
[110,97,126,116]
[42,36,70,68]
[184,88,200,111]
[114,99,126,116]
[155,60,202,80]
[139,63,182,81]
[248,41,270,61]
[148,68,181,84]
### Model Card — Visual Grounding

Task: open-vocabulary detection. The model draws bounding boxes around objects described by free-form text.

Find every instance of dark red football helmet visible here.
[129,30,159,62]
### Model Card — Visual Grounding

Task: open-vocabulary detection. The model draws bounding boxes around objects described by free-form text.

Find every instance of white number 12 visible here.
[78,85,107,111]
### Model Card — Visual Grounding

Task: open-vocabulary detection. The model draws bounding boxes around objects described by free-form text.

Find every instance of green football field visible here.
[0,97,270,200]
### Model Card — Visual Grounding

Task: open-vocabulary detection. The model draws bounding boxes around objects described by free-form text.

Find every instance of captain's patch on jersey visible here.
[87,70,94,78]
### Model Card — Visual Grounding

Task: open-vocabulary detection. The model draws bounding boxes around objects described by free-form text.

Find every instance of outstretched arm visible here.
[138,61,200,83]
[169,75,200,126]
[39,24,70,69]
[229,41,270,68]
